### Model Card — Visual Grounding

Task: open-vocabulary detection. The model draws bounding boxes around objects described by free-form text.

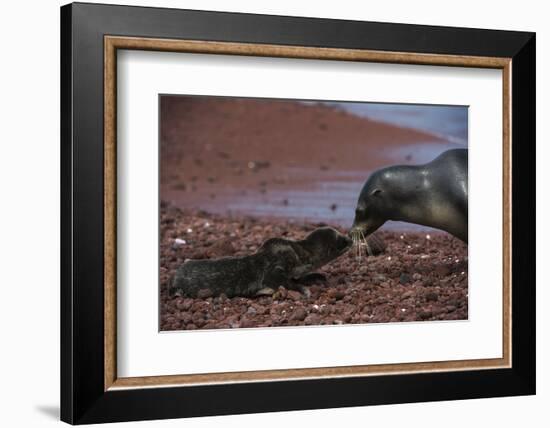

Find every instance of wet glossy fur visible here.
[352,149,468,242]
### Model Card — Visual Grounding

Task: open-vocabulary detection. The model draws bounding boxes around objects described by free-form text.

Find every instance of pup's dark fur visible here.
[170,227,352,298]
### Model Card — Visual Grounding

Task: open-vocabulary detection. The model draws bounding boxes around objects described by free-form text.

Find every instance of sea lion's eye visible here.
[371,189,382,196]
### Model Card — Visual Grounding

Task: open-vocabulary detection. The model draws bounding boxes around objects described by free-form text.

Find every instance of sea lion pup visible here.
[170,227,352,298]
[351,149,468,243]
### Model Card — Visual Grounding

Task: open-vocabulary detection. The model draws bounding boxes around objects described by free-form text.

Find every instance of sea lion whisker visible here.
[360,231,373,257]
[352,231,360,259]
[352,230,361,259]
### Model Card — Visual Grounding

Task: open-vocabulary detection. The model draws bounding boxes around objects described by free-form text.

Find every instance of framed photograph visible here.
[60,2,535,424]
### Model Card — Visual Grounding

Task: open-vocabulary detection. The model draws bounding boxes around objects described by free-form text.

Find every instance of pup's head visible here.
[304,227,352,264]
[259,238,301,265]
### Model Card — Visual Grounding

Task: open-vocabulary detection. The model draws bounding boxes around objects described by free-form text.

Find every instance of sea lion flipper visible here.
[286,282,312,298]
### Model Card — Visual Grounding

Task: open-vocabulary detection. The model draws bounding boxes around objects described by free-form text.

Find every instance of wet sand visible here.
[160,205,468,331]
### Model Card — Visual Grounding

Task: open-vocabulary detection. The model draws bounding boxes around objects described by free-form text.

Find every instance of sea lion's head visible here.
[351,169,392,238]
[303,227,353,265]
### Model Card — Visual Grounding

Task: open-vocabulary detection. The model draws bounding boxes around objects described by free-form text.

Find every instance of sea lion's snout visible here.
[350,222,368,237]
[351,206,375,237]
[350,217,383,239]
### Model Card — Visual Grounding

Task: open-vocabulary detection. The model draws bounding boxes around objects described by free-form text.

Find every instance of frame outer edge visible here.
[64,3,536,423]
[73,2,534,58]
[60,3,75,424]
[71,3,111,422]
[510,33,536,392]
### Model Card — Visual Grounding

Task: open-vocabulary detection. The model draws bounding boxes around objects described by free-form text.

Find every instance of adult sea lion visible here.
[170,227,352,298]
[351,149,468,242]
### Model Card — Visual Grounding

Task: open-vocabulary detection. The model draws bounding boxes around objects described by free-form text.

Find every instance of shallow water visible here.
[173,154,459,233]
[308,101,468,145]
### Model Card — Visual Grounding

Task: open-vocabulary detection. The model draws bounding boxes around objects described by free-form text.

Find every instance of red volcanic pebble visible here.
[159,203,468,331]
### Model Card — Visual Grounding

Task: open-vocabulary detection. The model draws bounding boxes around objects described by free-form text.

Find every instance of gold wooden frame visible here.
[104,36,512,391]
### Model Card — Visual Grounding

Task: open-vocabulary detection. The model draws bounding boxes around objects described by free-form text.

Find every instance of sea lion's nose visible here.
[347,226,359,238]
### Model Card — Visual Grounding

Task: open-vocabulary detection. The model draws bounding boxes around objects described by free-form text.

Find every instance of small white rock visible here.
[174,238,186,246]
[186,228,193,233]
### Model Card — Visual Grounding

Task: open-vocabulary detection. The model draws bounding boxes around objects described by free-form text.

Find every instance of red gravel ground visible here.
[160,203,468,331]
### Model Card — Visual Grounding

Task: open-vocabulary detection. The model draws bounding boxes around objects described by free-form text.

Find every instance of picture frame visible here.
[60,2,535,424]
